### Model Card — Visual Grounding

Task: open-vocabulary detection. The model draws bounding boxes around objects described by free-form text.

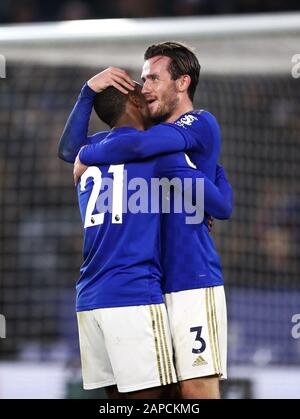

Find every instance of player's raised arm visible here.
[58,68,135,163]
[78,110,219,166]
[58,83,97,163]
[155,153,233,220]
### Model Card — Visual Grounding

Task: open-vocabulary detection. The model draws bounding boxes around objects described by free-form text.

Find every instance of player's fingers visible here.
[208,216,214,233]
[110,80,131,94]
[111,75,135,91]
[73,165,78,186]
[110,68,135,86]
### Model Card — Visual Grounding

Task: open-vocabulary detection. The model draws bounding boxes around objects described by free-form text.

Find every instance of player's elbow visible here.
[57,147,67,161]
[221,191,234,219]
[214,195,233,220]
[57,144,75,163]
[216,209,231,220]
[223,203,233,219]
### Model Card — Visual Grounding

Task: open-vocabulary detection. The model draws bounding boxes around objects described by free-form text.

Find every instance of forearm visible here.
[58,83,96,163]
[79,125,187,166]
[202,176,233,219]
[213,168,234,219]
[79,134,141,165]
[160,166,232,219]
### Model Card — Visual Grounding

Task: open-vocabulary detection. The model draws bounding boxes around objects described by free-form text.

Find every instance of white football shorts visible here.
[165,285,227,381]
[77,303,177,393]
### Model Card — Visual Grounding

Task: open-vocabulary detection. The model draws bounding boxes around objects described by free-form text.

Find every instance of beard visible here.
[149,91,179,124]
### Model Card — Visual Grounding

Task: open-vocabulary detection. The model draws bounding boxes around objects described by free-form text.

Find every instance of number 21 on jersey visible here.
[80,165,124,228]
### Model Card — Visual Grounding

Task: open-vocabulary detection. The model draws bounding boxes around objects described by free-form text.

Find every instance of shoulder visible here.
[195,109,219,125]
[174,110,220,132]
[88,130,110,144]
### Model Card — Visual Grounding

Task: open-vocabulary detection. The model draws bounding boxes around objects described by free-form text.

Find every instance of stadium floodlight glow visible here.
[1,12,300,42]
[0,13,300,73]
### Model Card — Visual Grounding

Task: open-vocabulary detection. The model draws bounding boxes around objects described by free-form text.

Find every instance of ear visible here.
[128,93,140,108]
[177,75,191,94]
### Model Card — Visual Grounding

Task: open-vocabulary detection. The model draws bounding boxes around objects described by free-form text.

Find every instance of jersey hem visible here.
[163,281,224,295]
[76,299,164,312]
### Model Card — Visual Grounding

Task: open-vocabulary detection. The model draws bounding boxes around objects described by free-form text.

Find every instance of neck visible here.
[164,97,193,123]
[115,110,145,131]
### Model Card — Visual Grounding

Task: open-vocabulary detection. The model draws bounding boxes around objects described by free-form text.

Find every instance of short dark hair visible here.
[93,86,127,128]
[144,41,200,101]
[93,83,143,127]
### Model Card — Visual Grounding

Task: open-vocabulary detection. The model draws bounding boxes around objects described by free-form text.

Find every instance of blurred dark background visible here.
[0,0,300,24]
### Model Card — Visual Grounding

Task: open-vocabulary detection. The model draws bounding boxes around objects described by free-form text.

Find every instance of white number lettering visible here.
[80,165,124,227]
[108,164,124,224]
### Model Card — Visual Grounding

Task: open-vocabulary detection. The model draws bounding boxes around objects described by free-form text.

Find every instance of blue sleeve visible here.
[170,110,220,155]
[58,83,108,163]
[155,153,233,220]
[214,164,234,219]
[79,110,219,166]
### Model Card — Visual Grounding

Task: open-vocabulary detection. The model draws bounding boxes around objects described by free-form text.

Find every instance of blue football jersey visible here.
[176,111,226,293]
[79,109,230,293]
[160,111,225,293]
[76,130,231,311]
[58,84,233,307]
[76,128,164,311]
[154,151,225,294]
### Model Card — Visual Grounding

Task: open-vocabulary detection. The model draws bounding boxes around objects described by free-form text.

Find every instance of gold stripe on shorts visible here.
[154,305,168,385]
[206,288,219,375]
[149,305,164,386]
[158,304,173,384]
[209,288,221,375]
[211,288,222,375]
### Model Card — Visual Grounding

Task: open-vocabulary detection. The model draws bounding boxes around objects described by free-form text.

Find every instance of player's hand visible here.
[87,67,135,94]
[73,152,88,187]
[208,216,214,233]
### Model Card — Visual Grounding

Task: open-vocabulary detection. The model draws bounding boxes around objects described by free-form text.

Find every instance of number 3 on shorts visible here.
[190,326,206,354]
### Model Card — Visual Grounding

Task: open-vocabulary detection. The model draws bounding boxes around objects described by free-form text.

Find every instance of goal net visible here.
[0,13,299,389]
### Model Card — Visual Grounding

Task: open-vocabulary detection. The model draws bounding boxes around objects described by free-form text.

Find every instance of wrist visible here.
[87,79,99,93]
[87,78,106,93]
[79,146,88,165]
[81,82,97,98]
